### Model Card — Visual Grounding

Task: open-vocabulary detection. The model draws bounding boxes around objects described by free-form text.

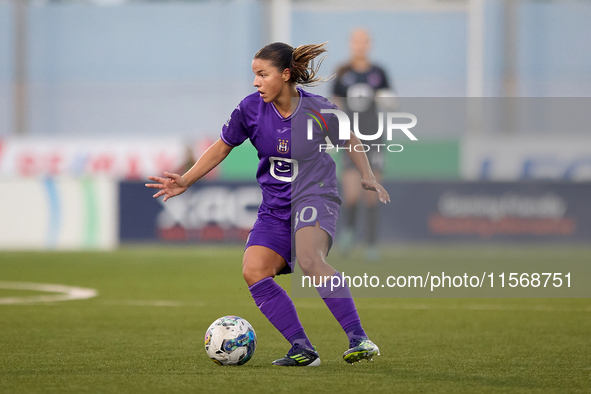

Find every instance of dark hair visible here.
[254,42,332,86]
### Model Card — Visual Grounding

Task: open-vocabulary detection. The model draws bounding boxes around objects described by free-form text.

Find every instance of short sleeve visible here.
[377,66,392,91]
[220,104,248,147]
[332,66,347,97]
[332,71,348,97]
[332,78,347,97]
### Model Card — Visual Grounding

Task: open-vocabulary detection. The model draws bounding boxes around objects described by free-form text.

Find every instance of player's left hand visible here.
[361,179,391,204]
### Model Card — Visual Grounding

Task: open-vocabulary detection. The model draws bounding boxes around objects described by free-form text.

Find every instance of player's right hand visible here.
[145,172,189,202]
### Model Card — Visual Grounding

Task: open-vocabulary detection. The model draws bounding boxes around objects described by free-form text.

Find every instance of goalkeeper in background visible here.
[332,28,396,261]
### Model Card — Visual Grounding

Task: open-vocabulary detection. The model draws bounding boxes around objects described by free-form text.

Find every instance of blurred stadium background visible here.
[1,0,591,248]
[1,0,590,392]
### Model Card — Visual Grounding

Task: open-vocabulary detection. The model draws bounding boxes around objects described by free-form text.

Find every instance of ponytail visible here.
[254,42,333,86]
[290,42,332,86]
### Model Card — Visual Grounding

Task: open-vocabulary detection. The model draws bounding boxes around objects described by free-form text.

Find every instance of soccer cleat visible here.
[343,338,380,364]
[271,344,321,366]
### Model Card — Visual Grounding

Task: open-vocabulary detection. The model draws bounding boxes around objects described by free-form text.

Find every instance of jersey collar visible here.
[271,87,303,122]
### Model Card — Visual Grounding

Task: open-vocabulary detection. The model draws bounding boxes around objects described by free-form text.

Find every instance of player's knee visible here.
[242,262,258,285]
[242,260,274,287]
[297,254,325,277]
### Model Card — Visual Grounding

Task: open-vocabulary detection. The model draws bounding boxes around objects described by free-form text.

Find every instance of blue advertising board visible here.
[120,181,261,243]
[375,181,591,242]
[121,180,591,243]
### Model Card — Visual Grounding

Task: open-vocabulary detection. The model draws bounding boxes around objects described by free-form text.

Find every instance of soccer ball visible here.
[204,315,257,366]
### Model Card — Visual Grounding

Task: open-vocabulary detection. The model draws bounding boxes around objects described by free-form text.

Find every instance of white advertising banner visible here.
[0,138,188,179]
[0,178,118,250]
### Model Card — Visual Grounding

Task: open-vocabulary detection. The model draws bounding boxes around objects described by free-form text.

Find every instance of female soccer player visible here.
[146,42,390,366]
[332,28,395,261]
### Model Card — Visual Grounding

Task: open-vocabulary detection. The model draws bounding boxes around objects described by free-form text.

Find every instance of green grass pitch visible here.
[1,246,590,393]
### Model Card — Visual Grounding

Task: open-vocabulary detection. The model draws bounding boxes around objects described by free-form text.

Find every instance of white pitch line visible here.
[99,300,206,307]
[0,281,98,304]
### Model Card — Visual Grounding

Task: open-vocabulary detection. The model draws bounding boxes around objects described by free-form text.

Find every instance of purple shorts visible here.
[245,195,341,275]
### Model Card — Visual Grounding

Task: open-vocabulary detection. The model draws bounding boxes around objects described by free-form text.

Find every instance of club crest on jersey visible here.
[277,138,289,154]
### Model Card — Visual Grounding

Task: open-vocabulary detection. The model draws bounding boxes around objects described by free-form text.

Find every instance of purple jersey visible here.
[221,88,346,219]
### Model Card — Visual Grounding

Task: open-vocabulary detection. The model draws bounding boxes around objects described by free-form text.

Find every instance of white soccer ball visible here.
[204,315,257,366]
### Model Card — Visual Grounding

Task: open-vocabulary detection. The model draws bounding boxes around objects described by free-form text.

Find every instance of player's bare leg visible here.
[243,246,320,366]
[296,222,380,363]
[339,168,362,254]
[294,221,336,282]
[364,169,382,262]
[242,245,286,286]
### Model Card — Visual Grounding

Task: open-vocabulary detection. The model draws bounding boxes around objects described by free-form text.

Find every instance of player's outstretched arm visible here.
[145,138,233,202]
[343,131,391,204]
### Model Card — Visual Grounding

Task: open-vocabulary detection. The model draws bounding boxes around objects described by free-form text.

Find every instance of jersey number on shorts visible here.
[295,206,318,227]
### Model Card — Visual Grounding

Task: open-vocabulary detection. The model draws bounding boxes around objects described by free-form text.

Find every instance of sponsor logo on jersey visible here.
[269,157,298,182]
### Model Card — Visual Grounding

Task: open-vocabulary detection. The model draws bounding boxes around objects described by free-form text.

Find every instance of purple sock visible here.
[316,272,367,344]
[249,277,313,349]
